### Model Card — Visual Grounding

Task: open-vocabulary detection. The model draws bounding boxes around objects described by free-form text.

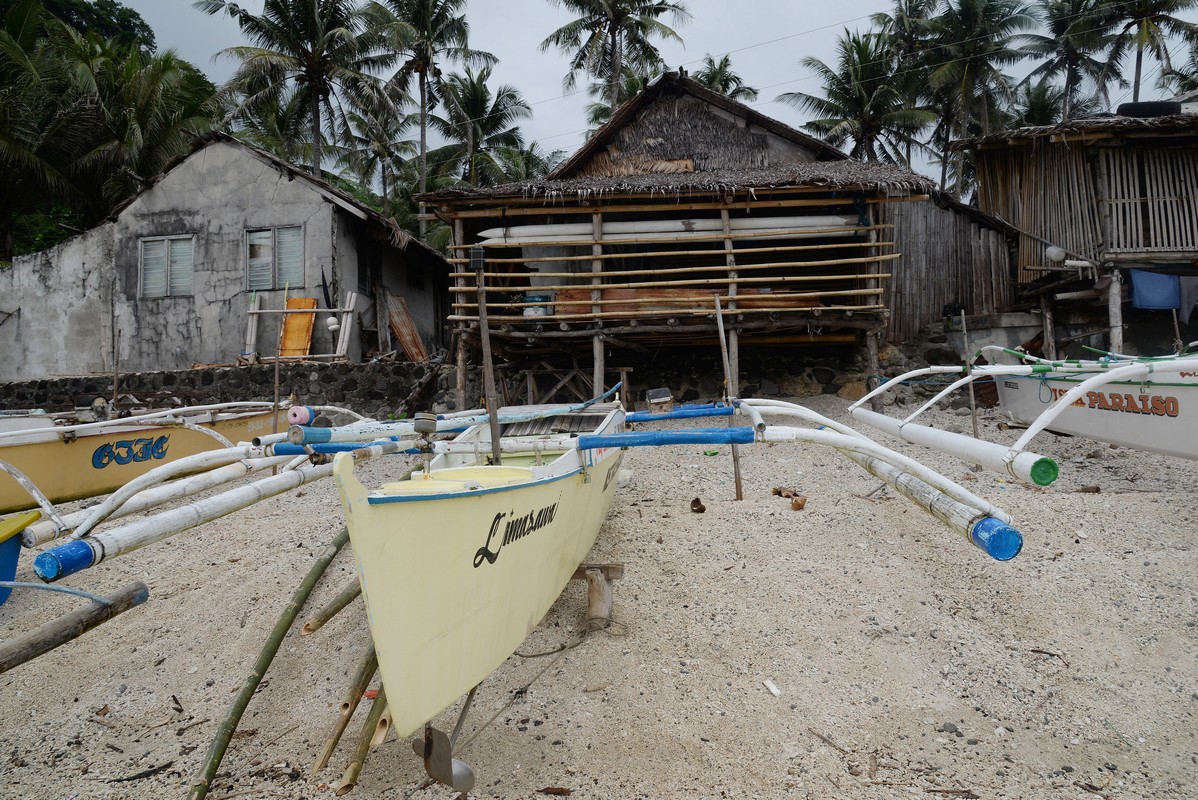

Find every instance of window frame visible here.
[138,234,195,298]
[245,225,305,291]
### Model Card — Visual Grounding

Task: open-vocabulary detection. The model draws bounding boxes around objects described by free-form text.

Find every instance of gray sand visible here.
[2,395,1195,799]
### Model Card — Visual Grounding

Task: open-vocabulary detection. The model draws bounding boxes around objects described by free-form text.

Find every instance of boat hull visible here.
[0,410,282,514]
[334,414,625,737]
[995,373,1198,459]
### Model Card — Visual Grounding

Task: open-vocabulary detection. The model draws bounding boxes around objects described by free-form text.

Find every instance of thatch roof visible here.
[956,113,1198,149]
[421,160,936,203]
[420,71,938,202]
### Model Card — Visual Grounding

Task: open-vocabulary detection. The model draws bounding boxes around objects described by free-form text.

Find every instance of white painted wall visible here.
[0,141,403,382]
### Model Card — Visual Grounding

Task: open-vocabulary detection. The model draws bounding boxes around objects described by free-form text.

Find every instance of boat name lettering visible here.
[1182,371,1198,379]
[473,501,559,568]
[1049,386,1180,417]
[92,436,170,469]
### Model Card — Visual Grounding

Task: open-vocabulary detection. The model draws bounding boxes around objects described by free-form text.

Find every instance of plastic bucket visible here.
[523,294,551,317]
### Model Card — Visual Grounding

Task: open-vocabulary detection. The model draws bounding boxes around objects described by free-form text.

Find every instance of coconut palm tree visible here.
[1023,0,1123,119]
[1158,36,1198,93]
[540,0,689,113]
[927,0,1039,138]
[337,86,418,208]
[194,0,392,177]
[223,86,313,165]
[583,67,658,129]
[871,0,938,166]
[478,142,565,184]
[371,0,494,206]
[692,53,758,100]
[1108,0,1198,102]
[64,34,218,215]
[777,30,936,165]
[430,65,531,186]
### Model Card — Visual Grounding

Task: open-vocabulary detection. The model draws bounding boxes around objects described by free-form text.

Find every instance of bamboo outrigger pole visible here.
[187,527,349,800]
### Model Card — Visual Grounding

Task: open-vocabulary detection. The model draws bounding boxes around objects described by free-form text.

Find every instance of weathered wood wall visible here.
[875,200,1013,343]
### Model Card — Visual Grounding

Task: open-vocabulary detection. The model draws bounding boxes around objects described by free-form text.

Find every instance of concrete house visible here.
[0,132,448,384]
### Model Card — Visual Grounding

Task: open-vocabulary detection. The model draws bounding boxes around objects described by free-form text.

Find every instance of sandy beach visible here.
[1,394,1195,799]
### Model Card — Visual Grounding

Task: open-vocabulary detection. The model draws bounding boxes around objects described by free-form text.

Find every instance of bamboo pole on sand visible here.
[334,684,388,796]
[302,578,362,635]
[186,527,350,800]
[314,641,378,772]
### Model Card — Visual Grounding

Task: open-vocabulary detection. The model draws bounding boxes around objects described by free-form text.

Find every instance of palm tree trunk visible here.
[1133,43,1145,102]
[311,95,322,177]
[609,26,621,115]
[419,71,428,236]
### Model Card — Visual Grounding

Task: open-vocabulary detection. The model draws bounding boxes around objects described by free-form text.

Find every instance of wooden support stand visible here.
[570,563,624,627]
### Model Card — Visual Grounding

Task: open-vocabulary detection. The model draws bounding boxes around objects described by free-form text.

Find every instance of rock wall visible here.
[0,341,947,418]
[0,360,473,419]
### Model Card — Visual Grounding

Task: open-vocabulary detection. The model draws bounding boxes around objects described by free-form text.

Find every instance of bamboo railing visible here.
[447,219,895,331]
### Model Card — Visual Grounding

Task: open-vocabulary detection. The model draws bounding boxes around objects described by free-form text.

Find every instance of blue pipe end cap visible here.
[33,540,95,582]
[970,517,1023,561]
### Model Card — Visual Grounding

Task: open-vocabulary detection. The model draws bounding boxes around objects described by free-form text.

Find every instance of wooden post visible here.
[714,296,745,502]
[1040,294,1058,360]
[1108,269,1123,353]
[720,210,740,394]
[865,328,883,412]
[454,218,468,411]
[591,213,605,399]
[572,563,623,627]
[473,247,503,466]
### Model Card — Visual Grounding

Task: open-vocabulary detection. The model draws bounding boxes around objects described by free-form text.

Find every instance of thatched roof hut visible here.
[422,71,1013,403]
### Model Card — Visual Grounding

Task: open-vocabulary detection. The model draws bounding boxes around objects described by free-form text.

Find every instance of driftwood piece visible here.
[0,581,149,675]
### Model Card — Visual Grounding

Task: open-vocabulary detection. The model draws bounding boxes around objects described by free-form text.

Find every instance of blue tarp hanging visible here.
[1129,269,1181,310]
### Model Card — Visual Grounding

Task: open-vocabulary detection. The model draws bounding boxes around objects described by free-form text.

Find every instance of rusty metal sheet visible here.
[385,292,429,362]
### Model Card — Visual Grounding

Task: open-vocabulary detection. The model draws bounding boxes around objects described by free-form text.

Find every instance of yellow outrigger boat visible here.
[0,403,283,514]
[333,402,625,744]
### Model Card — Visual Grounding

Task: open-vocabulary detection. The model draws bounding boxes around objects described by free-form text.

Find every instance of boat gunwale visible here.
[365,463,587,504]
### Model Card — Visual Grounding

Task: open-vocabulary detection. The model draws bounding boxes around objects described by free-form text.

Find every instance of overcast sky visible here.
[125,0,1195,180]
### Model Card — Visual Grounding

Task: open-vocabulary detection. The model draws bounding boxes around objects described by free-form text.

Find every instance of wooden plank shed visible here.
[962,109,1198,355]
[420,71,1014,400]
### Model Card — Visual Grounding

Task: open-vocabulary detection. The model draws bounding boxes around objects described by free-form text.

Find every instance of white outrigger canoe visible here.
[850,344,1198,472]
[333,402,626,740]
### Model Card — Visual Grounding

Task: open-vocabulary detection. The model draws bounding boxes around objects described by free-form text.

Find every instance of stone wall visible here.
[0,360,473,420]
[0,342,941,418]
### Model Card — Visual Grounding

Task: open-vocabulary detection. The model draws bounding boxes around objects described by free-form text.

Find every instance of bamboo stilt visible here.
[334,684,388,796]
[370,708,392,748]
[315,641,378,772]
[187,527,350,800]
[301,579,362,635]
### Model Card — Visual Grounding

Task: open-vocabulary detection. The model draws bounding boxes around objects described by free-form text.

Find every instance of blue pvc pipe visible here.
[34,539,98,582]
[626,405,734,422]
[968,517,1023,561]
[577,427,755,450]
